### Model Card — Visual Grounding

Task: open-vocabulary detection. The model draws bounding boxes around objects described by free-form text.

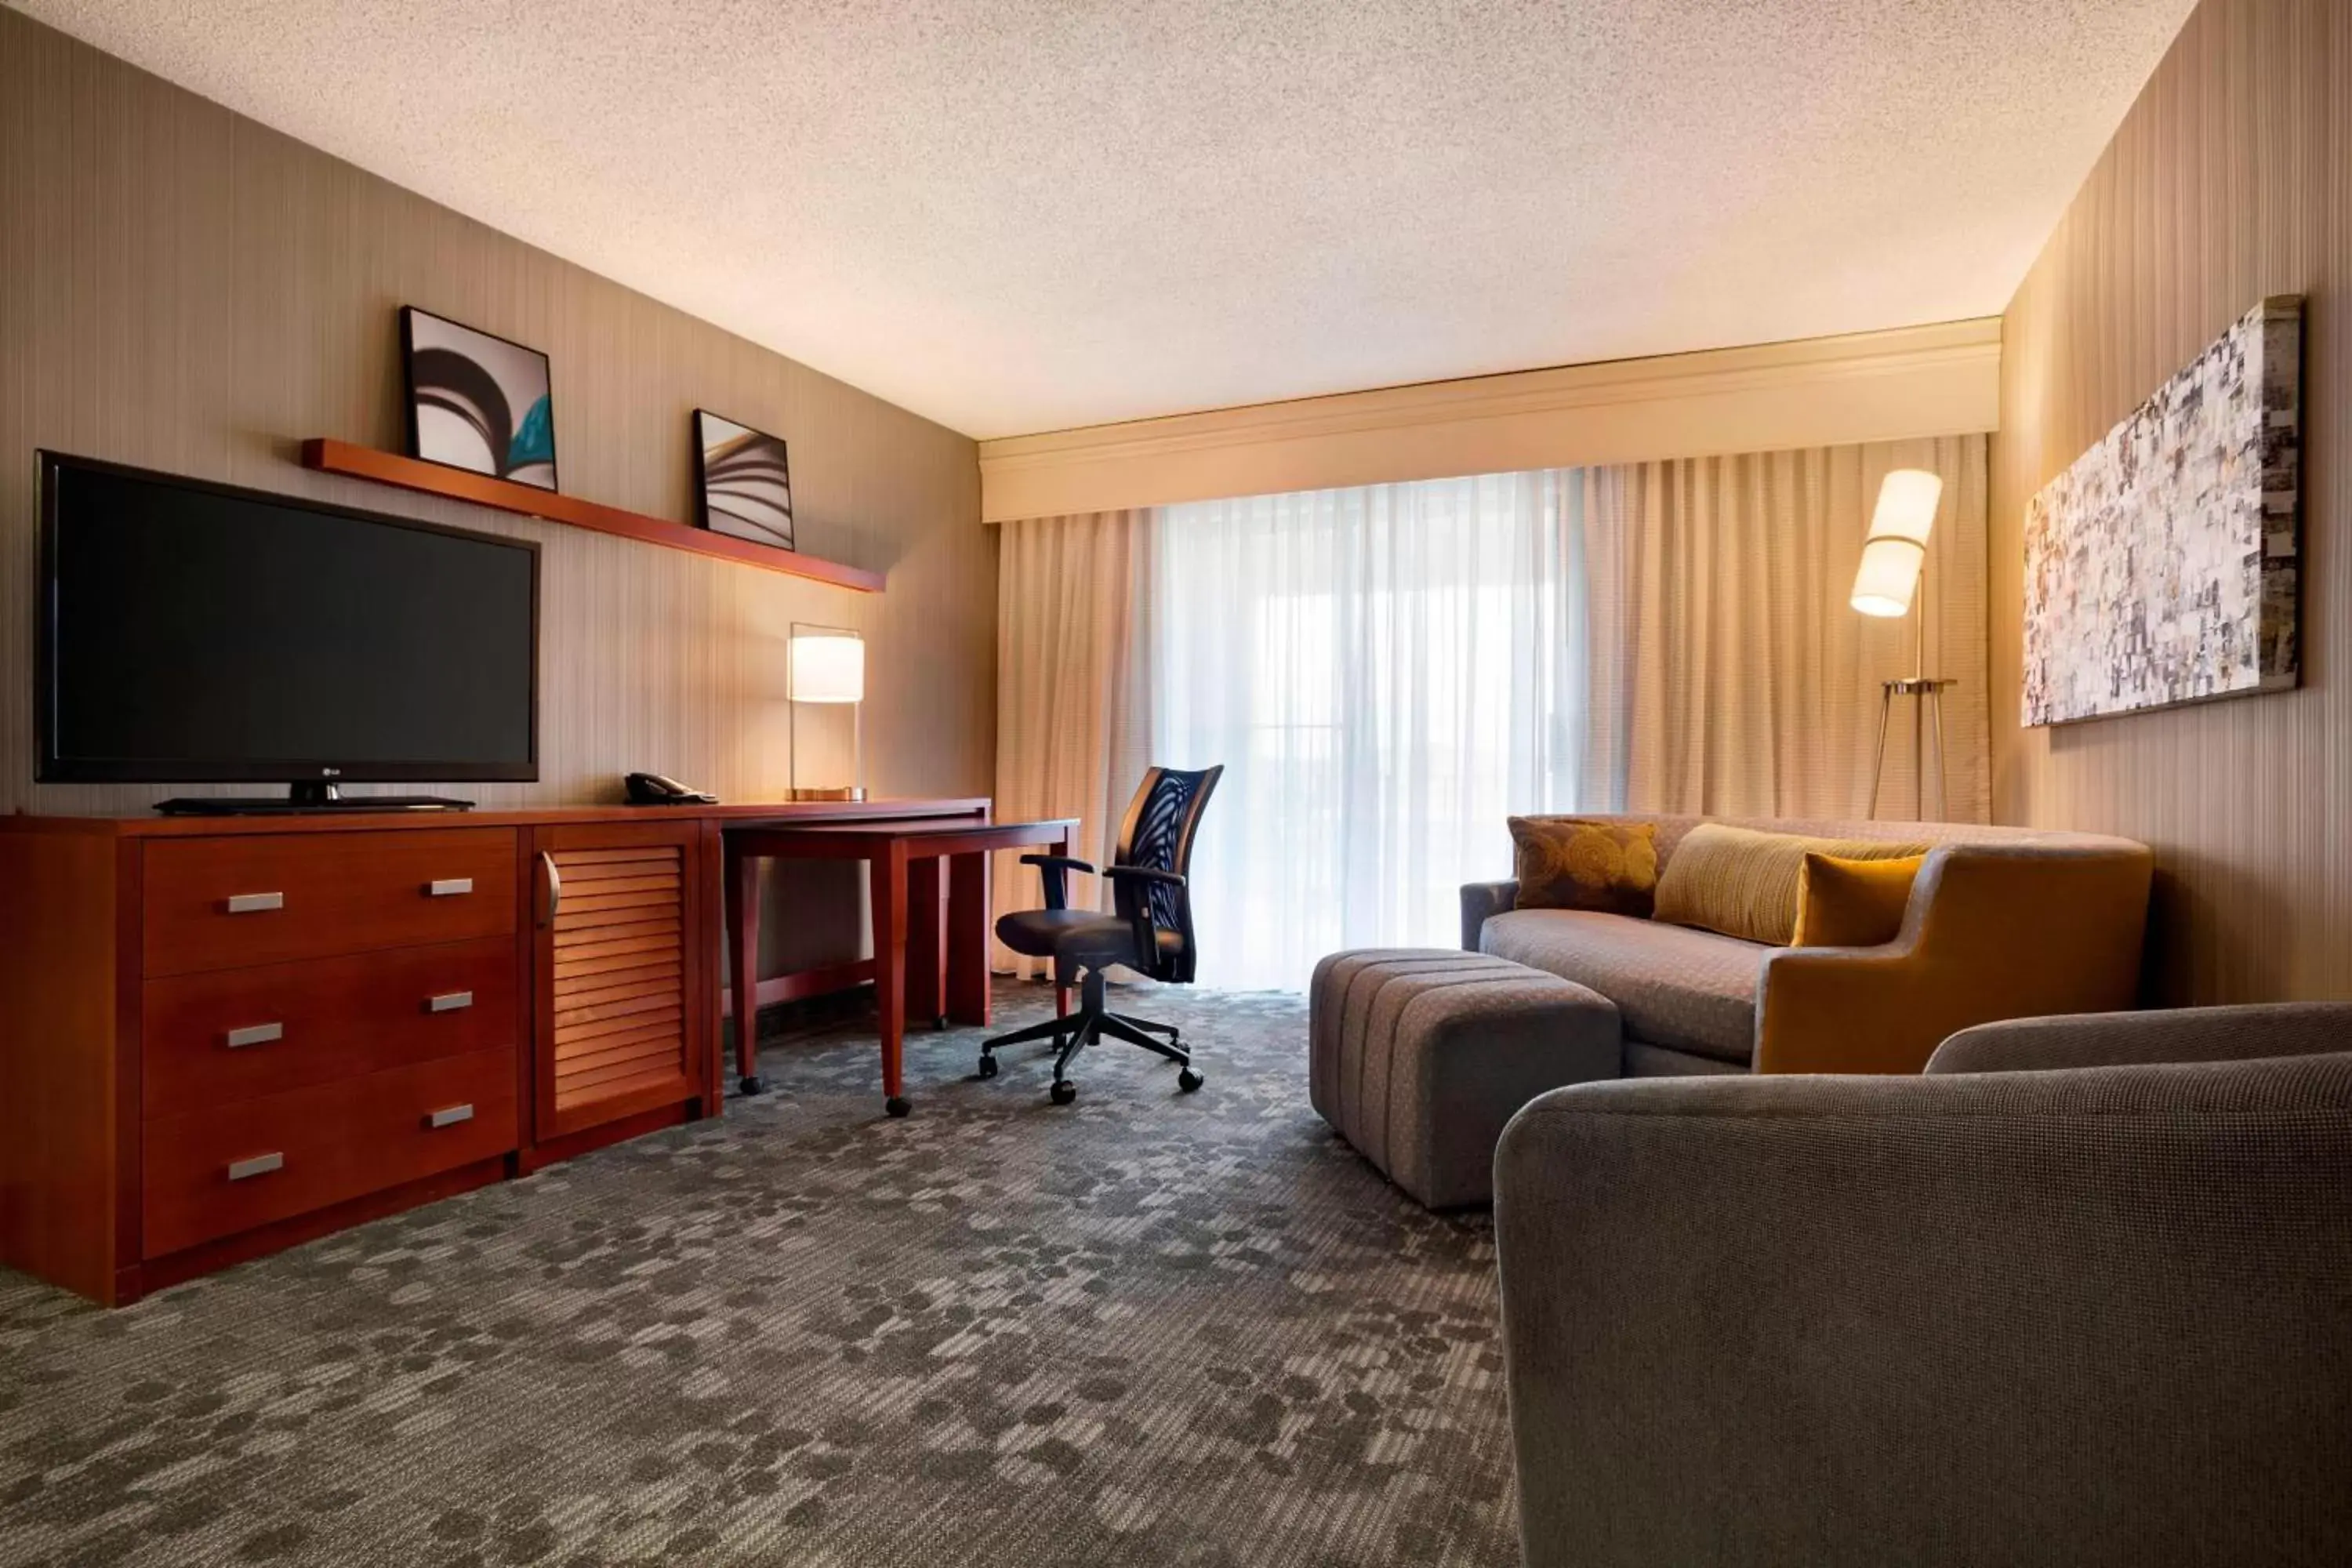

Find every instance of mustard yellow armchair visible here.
[1754,841,2153,1075]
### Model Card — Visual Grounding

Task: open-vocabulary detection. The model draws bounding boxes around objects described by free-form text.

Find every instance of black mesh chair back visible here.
[1108,764,1222,983]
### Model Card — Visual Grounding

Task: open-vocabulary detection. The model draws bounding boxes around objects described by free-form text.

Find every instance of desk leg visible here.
[726,844,764,1096]
[1051,829,1073,1018]
[907,857,946,1029]
[870,843,912,1117]
[947,850,991,1026]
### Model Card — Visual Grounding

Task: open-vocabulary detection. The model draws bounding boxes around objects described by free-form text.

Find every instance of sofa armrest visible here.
[1928,1002,2352,1074]
[1493,1061,2352,1568]
[1753,842,2152,1074]
[1461,880,1519,950]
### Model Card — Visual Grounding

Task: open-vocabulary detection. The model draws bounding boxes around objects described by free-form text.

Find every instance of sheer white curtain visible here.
[1154,472,1610,990]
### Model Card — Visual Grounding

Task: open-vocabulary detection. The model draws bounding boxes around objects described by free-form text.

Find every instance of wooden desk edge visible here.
[2,798,993,837]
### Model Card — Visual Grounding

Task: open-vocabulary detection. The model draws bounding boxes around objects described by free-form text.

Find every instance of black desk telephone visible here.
[624,772,720,806]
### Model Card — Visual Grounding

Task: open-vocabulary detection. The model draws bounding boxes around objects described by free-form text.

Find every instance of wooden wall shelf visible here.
[301,439,885,593]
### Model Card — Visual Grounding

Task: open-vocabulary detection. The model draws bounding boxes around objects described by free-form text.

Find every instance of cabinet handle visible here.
[425,1103,475,1130]
[227,1152,285,1181]
[426,990,474,1014]
[223,1022,285,1049]
[426,877,474,898]
[539,851,562,927]
[224,892,285,914]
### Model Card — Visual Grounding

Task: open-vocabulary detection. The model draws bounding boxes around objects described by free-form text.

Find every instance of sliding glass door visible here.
[1155,471,1602,989]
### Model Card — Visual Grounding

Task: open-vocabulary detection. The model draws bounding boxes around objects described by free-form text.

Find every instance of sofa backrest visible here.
[1510,813,2146,873]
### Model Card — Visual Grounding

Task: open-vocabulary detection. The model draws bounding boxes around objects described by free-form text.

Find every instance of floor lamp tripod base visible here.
[1868,677,1956,821]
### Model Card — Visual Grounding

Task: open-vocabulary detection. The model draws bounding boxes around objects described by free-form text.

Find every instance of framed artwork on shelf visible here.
[401,306,559,492]
[693,409,795,550]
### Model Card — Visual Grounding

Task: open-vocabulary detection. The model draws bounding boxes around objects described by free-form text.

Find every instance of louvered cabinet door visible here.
[529,822,710,1142]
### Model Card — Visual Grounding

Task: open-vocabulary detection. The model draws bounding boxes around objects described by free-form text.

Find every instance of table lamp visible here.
[789,625,866,800]
[1850,469,1955,819]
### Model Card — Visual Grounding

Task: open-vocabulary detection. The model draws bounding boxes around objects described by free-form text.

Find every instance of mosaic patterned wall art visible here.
[2022,296,2303,727]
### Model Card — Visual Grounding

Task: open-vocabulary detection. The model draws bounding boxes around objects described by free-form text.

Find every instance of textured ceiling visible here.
[15,1,2196,439]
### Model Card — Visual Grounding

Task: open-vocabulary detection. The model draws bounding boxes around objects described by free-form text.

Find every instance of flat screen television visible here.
[37,452,539,811]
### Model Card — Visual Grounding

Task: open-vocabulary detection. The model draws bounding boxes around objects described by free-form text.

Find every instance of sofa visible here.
[1492,1004,2352,1566]
[1461,814,2154,1077]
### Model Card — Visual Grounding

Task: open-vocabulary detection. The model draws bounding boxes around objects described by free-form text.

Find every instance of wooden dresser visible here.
[0,798,985,1305]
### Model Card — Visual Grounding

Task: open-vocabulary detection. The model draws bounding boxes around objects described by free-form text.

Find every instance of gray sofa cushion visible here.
[1479,909,1764,1065]
[1493,1051,2352,1567]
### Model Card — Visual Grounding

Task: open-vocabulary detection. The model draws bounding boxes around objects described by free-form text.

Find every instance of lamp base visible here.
[789,786,866,802]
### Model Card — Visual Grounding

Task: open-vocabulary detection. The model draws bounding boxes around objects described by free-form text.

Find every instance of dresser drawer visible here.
[143,937,519,1118]
[143,829,517,976]
[143,1047,517,1258]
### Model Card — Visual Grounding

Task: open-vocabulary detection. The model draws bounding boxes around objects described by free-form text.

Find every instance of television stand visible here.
[156,783,476,815]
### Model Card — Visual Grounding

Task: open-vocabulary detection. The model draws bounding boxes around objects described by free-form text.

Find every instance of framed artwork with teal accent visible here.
[401,307,559,492]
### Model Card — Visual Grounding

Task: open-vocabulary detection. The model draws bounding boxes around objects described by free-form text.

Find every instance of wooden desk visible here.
[724,818,1076,1114]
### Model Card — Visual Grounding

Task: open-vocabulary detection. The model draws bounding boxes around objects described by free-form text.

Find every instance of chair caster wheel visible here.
[1050,1080,1078,1106]
[1178,1069,1204,1093]
[977,1054,999,1080]
[738,1075,764,1096]
[885,1096,912,1118]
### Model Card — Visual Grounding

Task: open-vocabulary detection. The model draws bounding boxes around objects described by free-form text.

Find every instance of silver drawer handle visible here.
[224,892,285,914]
[426,1103,475,1130]
[426,990,475,1014]
[227,1152,285,1181]
[223,1022,285,1049]
[426,877,474,898]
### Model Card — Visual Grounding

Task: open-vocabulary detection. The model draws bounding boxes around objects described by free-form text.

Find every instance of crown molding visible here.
[979,319,2002,521]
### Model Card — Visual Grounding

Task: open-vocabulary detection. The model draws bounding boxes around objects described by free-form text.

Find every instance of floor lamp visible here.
[1851,469,1954,821]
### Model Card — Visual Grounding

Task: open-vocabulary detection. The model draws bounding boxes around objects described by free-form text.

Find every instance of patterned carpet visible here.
[0,982,1518,1567]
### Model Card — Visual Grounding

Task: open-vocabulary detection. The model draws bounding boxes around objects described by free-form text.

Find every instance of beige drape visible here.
[1582,435,1990,822]
[989,510,1156,974]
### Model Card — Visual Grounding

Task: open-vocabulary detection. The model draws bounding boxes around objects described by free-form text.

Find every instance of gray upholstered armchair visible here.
[1493,1005,2352,1568]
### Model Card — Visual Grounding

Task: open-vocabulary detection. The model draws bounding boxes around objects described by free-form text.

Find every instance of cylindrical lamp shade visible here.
[1868,469,1944,545]
[1851,537,1926,617]
[1849,468,1943,617]
[789,632,865,703]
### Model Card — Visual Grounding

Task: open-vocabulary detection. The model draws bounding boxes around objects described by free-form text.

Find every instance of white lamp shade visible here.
[1867,468,1944,546]
[789,632,865,703]
[1849,468,1943,616]
[1851,537,1926,617]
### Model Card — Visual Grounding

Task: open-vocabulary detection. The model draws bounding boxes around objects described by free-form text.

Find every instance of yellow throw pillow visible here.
[1653,824,1929,946]
[1791,851,1926,948]
[1508,817,1660,918]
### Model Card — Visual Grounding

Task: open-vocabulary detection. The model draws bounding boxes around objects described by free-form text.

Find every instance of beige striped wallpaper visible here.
[1989,0,2348,1004]
[0,9,996,976]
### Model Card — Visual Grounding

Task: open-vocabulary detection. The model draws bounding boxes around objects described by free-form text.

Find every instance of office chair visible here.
[982,764,1223,1105]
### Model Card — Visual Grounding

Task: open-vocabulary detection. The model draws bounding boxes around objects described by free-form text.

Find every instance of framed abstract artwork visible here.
[693,409,795,550]
[401,307,559,492]
[2022,295,2303,727]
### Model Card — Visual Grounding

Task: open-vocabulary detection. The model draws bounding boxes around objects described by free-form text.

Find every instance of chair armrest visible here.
[1928,1002,2352,1074]
[1754,843,2152,1074]
[1493,1060,2352,1568]
[1461,880,1520,951]
[1019,853,1095,911]
[1103,865,1183,887]
[1021,854,1096,873]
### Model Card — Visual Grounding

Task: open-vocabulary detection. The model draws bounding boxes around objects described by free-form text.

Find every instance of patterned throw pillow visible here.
[1654,824,1930,946]
[1508,818,1660,917]
[1790,851,1927,948]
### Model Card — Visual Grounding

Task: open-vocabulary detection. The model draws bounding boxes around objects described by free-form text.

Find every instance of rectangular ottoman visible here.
[1309,949,1622,1208]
